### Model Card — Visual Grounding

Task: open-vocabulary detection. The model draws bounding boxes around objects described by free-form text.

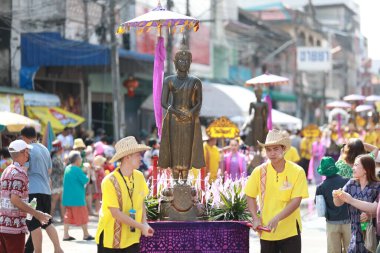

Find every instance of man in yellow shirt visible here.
[299,136,313,178]
[204,137,221,183]
[284,146,301,163]
[364,126,377,146]
[96,136,154,252]
[189,136,221,184]
[245,130,308,253]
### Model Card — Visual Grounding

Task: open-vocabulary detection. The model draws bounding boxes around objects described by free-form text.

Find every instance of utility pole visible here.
[110,0,122,140]
[83,0,89,42]
[184,0,190,47]
[166,0,173,74]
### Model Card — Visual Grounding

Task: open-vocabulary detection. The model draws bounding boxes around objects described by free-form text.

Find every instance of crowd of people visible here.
[0,122,379,252]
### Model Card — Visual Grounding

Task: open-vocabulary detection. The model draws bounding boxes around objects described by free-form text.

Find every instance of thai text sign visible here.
[297,47,331,71]
[206,116,240,139]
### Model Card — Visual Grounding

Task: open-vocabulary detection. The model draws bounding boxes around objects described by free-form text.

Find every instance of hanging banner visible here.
[0,94,24,115]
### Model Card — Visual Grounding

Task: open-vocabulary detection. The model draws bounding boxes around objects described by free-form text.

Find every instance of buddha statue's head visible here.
[174,39,192,73]
[255,86,263,102]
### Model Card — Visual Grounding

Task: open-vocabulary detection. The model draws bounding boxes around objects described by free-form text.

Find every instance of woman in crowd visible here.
[92,155,106,214]
[333,154,380,252]
[50,140,65,222]
[62,151,93,241]
[336,138,378,178]
[308,134,326,184]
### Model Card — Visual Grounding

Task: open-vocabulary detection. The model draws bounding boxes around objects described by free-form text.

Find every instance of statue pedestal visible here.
[160,184,204,221]
[140,221,250,252]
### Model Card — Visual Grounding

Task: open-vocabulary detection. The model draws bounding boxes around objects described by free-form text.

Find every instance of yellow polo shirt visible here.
[190,143,220,185]
[300,138,312,160]
[284,146,301,163]
[244,161,309,241]
[95,168,149,249]
[364,131,377,146]
[204,142,221,183]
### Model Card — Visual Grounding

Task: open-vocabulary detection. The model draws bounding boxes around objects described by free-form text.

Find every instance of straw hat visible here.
[109,136,150,163]
[317,156,339,176]
[73,138,86,149]
[93,155,107,167]
[258,129,291,151]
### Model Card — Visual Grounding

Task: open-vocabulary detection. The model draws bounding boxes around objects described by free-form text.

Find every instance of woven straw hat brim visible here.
[73,139,86,149]
[109,145,150,163]
[93,157,107,167]
[257,138,291,152]
[73,144,86,149]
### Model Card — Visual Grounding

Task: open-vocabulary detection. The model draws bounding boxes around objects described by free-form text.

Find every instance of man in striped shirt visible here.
[0,140,50,253]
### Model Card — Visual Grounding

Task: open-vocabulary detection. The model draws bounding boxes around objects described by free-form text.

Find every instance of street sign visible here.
[297,47,331,71]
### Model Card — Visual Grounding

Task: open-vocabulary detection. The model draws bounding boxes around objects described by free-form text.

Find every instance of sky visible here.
[357,0,380,60]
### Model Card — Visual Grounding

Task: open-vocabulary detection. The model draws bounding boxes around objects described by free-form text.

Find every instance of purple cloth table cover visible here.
[140,221,250,253]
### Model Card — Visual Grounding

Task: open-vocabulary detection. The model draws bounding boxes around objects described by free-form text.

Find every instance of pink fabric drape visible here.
[308,141,325,180]
[337,114,342,140]
[153,36,166,137]
[264,94,273,130]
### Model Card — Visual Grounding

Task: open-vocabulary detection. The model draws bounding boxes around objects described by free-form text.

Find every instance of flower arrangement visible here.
[145,169,251,221]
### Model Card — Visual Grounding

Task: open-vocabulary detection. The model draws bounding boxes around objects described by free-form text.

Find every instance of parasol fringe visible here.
[194,22,199,32]
[116,26,125,35]
[137,27,145,35]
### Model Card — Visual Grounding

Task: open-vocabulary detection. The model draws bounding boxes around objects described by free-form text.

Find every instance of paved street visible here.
[41,184,327,252]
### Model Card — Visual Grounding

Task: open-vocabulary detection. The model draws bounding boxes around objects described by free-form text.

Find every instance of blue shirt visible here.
[62,164,89,206]
[28,143,52,194]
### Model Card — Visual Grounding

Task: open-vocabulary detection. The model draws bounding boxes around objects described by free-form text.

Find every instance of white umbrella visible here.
[365,95,380,102]
[355,104,373,113]
[0,111,41,132]
[328,108,349,124]
[245,73,289,87]
[325,101,351,109]
[343,94,365,101]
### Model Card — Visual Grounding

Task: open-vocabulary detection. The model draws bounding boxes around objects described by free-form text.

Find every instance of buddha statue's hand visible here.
[182,111,193,119]
[168,106,183,118]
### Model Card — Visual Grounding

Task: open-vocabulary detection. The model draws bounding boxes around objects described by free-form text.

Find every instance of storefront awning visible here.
[269,90,297,102]
[26,106,85,133]
[21,32,155,68]
[21,32,110,67]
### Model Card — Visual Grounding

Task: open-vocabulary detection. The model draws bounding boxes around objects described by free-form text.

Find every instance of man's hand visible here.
[141,223,154,237]
[34,211,51,225]
[251,217,261,230]
[267,215,280,232]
